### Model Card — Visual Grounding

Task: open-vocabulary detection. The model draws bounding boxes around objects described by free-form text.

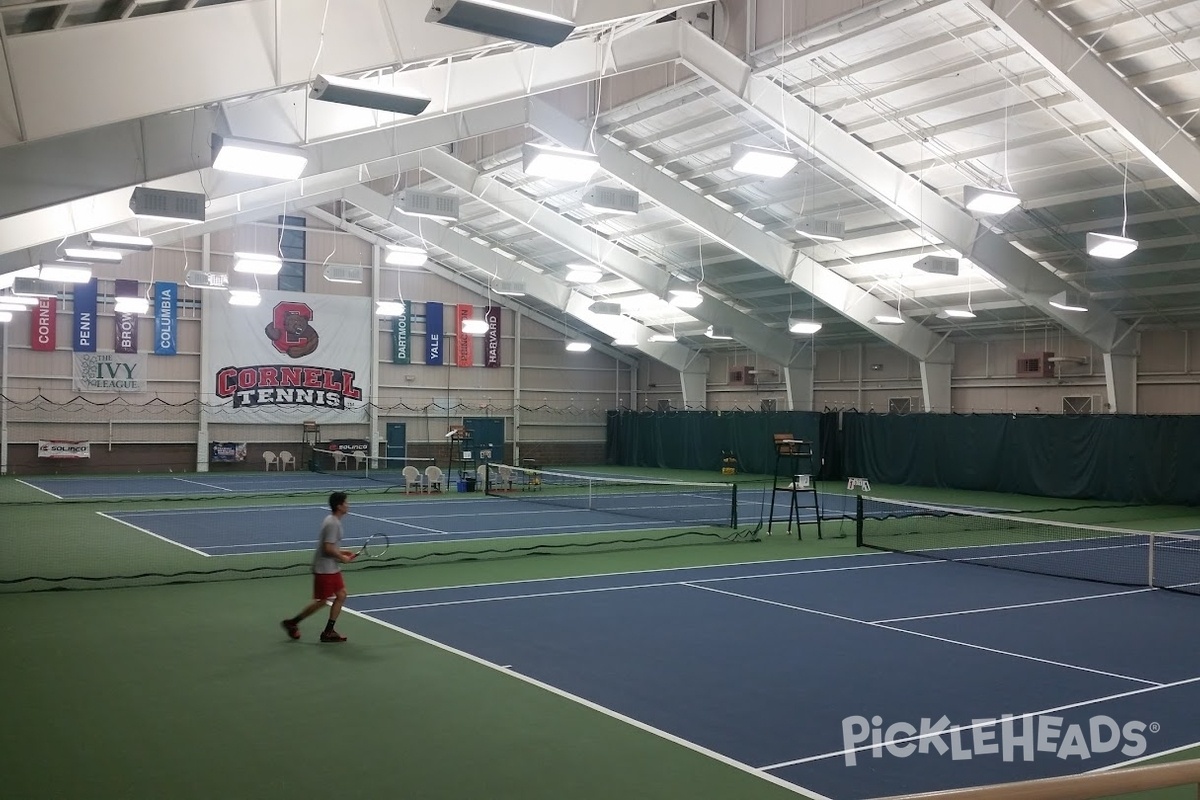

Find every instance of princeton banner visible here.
[202,289,371,424]
[73,352,147,393]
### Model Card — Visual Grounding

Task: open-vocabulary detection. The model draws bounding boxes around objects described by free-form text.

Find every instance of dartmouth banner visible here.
[202,289,371,424]
[391,301,411,365]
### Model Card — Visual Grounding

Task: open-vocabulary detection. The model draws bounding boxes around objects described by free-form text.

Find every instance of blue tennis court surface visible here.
[346,553,1200,800]
[19,469,400,499]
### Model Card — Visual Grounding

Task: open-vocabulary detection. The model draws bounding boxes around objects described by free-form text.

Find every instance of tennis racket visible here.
[354,533,390,560]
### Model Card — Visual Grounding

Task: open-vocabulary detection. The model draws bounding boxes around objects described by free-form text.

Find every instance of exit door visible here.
[385,423,407,460]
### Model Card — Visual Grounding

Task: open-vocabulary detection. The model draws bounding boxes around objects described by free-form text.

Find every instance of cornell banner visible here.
[203,290,372,424]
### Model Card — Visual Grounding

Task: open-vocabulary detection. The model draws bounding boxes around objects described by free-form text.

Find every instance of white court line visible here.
[95,511,210,557]
[343,608,824,800]
[873,587,1156,623]
[759,673,1200,771]
[17,478,61,499]
[358,558,938,612]
[171,477,233,492]
[348,510,445,535]
[1089,739,1200,772]
[684,583,1161,687]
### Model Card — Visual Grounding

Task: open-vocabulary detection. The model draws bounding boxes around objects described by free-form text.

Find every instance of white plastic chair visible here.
[331,452,347,470]
[402,465,421,493]
[278,450,295,471]
[424,465,443,493]
[497,464,515,491]
[351,452,367,470]
[263,451,278,471]
[476,464,488,490]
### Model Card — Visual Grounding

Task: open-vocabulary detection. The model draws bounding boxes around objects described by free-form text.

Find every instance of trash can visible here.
[457,476,478,492]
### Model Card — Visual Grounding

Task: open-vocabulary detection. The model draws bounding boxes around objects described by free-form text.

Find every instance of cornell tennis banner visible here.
[202,290,371,424]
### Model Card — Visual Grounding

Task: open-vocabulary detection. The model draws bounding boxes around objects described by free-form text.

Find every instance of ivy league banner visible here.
[202,290,371,424]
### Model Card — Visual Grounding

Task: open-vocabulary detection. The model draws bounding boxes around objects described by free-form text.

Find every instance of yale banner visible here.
[426,301,444,366]
[154,281,177,355]
[202,289,371,424]
[73,279,98,352]
[73,352,147,393]
[391,301,411,365]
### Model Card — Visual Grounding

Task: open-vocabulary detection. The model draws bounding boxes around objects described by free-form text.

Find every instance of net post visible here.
[731,483,738,528]
[855,493,864,547]
[1148,532,1156,589]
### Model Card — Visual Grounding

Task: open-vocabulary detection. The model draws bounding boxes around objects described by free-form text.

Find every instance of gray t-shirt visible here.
[312,514,343,574]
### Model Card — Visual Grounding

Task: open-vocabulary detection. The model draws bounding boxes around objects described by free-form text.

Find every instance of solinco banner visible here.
[38,440,91,459]
[391,301,411,365]
[202,289,371,424]
[73,352,147,393]
[154,281,177,355]
[73,279,98,352]
[485,306,501,368]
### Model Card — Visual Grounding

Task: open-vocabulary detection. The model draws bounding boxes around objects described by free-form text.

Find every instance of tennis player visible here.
[281,491,356,643]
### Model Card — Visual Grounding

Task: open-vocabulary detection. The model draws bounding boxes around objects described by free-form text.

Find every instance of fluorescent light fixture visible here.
[461,318,490,335]
[86,232,154,251]
[730,144,798,178]
[12,278,57,298]
[212,134,308,180]
[938,308,977,319]
[0,311,12,323]
[62,248,123,265]
[0,302,27,312]
[612,333,638,346]
[113,296,150,314]
[565,341,592,352]
[795,217,845,242]
[385,245,428,267]
[310,74,431,116]
[228,290,262,307]
[648,332,677,343]
[914,255,960,276]
[129,187,206,222]
[872,314,905,325]
[233,252,283,275]
[0,266,39,291]
[522,143,600,182]
[39,263,92,283]
[376,300,407,317]
[788,318,822,334]
[323,265,363,284]
[184,270,230,290]
[0,295,38,305]
[1049,290,1088,312]
[565,265,602,284]
[426,0,576,47]
[706,325,734,340]
[396,190,459,221]
[582,186,640,216]
[494,280,526,296]
[1086,232,1138,259]
[964,185,1021,215]
[667,280,703,309]
[588,301,622,316]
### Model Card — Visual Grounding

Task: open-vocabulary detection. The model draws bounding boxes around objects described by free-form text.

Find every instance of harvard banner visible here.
[455,304,473,367]
[426,302,444,366]
[31,297,56,351]
[391,301,411,365]
[202,289,371,424]
[73,352,147,393]
[154,281,177,355]
[114,278,139,353]
[73,279,98,352]
[485,306,501,368]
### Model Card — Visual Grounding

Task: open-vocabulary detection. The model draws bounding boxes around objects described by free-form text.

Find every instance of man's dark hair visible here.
[329,491,348,512]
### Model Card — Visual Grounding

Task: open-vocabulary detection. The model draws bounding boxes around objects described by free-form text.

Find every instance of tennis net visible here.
[310,448,436,486]
[855,495,1200,595]
[484,463,739,529]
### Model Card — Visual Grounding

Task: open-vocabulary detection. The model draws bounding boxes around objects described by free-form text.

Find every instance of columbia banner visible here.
[426,301,444,366]
[485,306,501,368]
[154,281,177,355]
[73,279,98,352]
[114,278,139,353]
[31,297,56,351]
[38,440,90,459]
[73,352,147,393]
[202,289,371,424]
[391,301,411,365]
[455,304,473,367]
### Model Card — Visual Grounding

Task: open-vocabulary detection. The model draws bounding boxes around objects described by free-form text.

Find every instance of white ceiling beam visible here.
[0,0,706,146]
[675,22,1136,356]
[968,0,1200,205]
[527,98,952,363]
[417,146,805,365]
[339,183,701,372]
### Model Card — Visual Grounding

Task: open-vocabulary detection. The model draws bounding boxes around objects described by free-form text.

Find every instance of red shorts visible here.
[312,572,345,600]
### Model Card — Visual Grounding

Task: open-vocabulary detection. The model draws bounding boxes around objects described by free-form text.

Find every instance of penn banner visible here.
[73,352,148,393]
[73,279,98,352]
[455,303,473,367]
[426,301,444,366]
[154,281,177,355]
[38,440,91,459]
[114,278,139,354]
[202,289,371,424]
[31,297,56,351]
[391,300,411,365]
[485,306,501,368]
